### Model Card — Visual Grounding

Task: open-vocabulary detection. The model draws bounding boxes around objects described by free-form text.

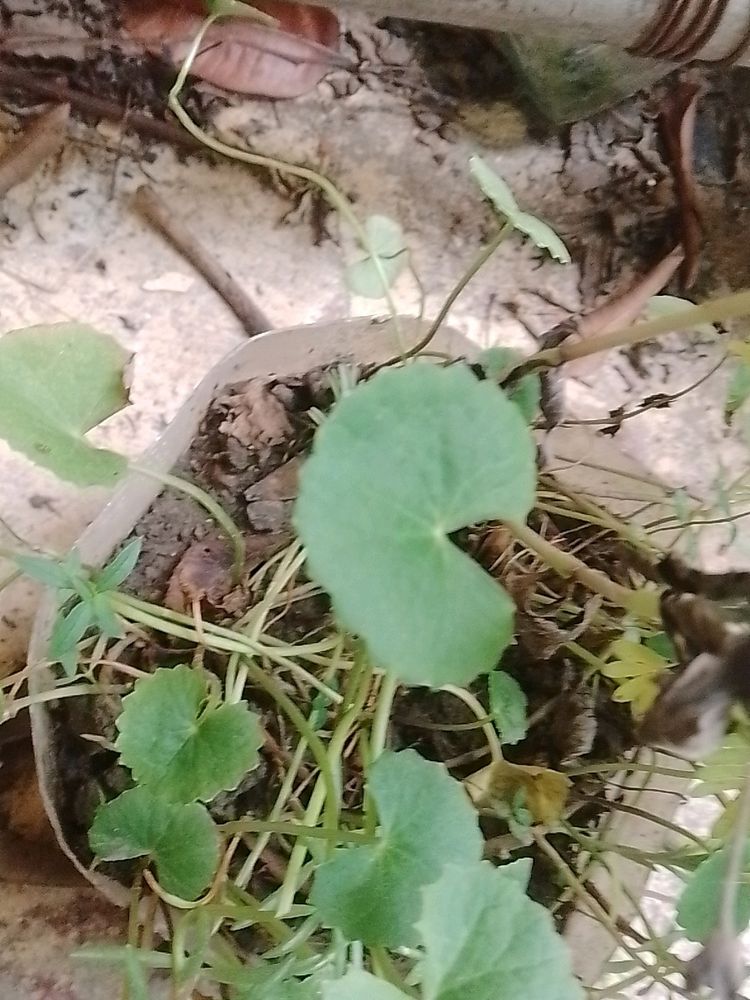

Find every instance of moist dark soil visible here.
[44,359,639,923]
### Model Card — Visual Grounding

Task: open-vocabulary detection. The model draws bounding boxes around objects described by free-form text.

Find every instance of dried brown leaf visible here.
[123,0,340,98]
[660,80,703,290]
[165,535,235,613]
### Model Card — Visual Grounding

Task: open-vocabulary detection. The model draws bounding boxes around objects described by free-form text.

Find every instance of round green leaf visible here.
[677,843,750,941]
[417,862,584,1000]
[0,323,129,485]
[310,749,483,948]
[295,364,535,687]
[89,786,219,901]
[345,215,409,299]
[115,666,263,803]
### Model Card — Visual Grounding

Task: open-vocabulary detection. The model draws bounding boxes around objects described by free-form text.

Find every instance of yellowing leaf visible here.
[600,636,670,716]
[466,760,571,826]
[610,675,660,716]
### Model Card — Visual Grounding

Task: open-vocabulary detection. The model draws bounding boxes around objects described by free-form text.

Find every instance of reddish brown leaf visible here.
[165,535,236,613]
[122,0,340,98]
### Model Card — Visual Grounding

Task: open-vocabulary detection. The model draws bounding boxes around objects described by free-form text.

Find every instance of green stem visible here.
[509,520,659,619]
[166,15,400,323]
[276,655,373,916]
[242,658,340,835]
[421,222,515,355]
[370,673,398,760]
[220,819,373,844]
[442,683,502,764]
[533,831,689,997]
[134,467,245,583]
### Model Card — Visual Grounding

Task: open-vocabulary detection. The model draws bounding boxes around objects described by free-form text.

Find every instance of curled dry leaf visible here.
[165,535,236,613]
[122,0,341,98]
[219,379,293,459]
[659,81,703,291]
[466,759,571,826]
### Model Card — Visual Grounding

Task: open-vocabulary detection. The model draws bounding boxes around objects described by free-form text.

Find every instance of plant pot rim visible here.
[27,314,689,988]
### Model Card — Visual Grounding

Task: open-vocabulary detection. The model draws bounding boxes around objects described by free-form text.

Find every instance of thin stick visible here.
[132,185,271,337]
[0,65,201,152]
[0,103,69,197]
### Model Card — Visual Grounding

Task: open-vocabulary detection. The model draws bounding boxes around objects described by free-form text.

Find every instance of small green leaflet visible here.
[488,670,528,745]
[692,733,750,796]
[295,364,536,687]
[94,540,142,591]
[310,750,483,948]
[677,842,750,941]
[324,971,407,1000]
[18,542,141,677]
[345,215,409,299]
[416,862,584,1000]
[115,665,263,803]
[476,347,541,423]
[89,786,219,901]
[0,323,129,485]
[469,157,571,265]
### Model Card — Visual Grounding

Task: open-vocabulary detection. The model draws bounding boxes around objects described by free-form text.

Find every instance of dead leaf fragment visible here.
[659,81,703,290]
[165,536,236,613]
[220,379,293,459]
[122,0,341,98]
[466,759,571,826]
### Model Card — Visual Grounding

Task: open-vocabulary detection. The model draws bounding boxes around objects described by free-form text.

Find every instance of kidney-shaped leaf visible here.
[0,323,129,485]
[469,157,571,265]
[310,750,483,948]
[324,971,407,1000]
[294,364,535,687]
[345,215,409,299]
[89,786,219,901]
[115,665,263,803]
[417,862,584,1000]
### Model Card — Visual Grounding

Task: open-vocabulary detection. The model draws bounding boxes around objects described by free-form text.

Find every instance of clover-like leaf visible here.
[677,842,750,941]
[489,670,528,745]
[417,862,584,1000]
[295,364,536,687]
[0,323,129,485]
[310,749,483,948]
[324,971,408,1000]
[470,157,571,264]
[89,786,220,901]
[346,215,409,298]
[115,665,262,803]
[600,637,670,716]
